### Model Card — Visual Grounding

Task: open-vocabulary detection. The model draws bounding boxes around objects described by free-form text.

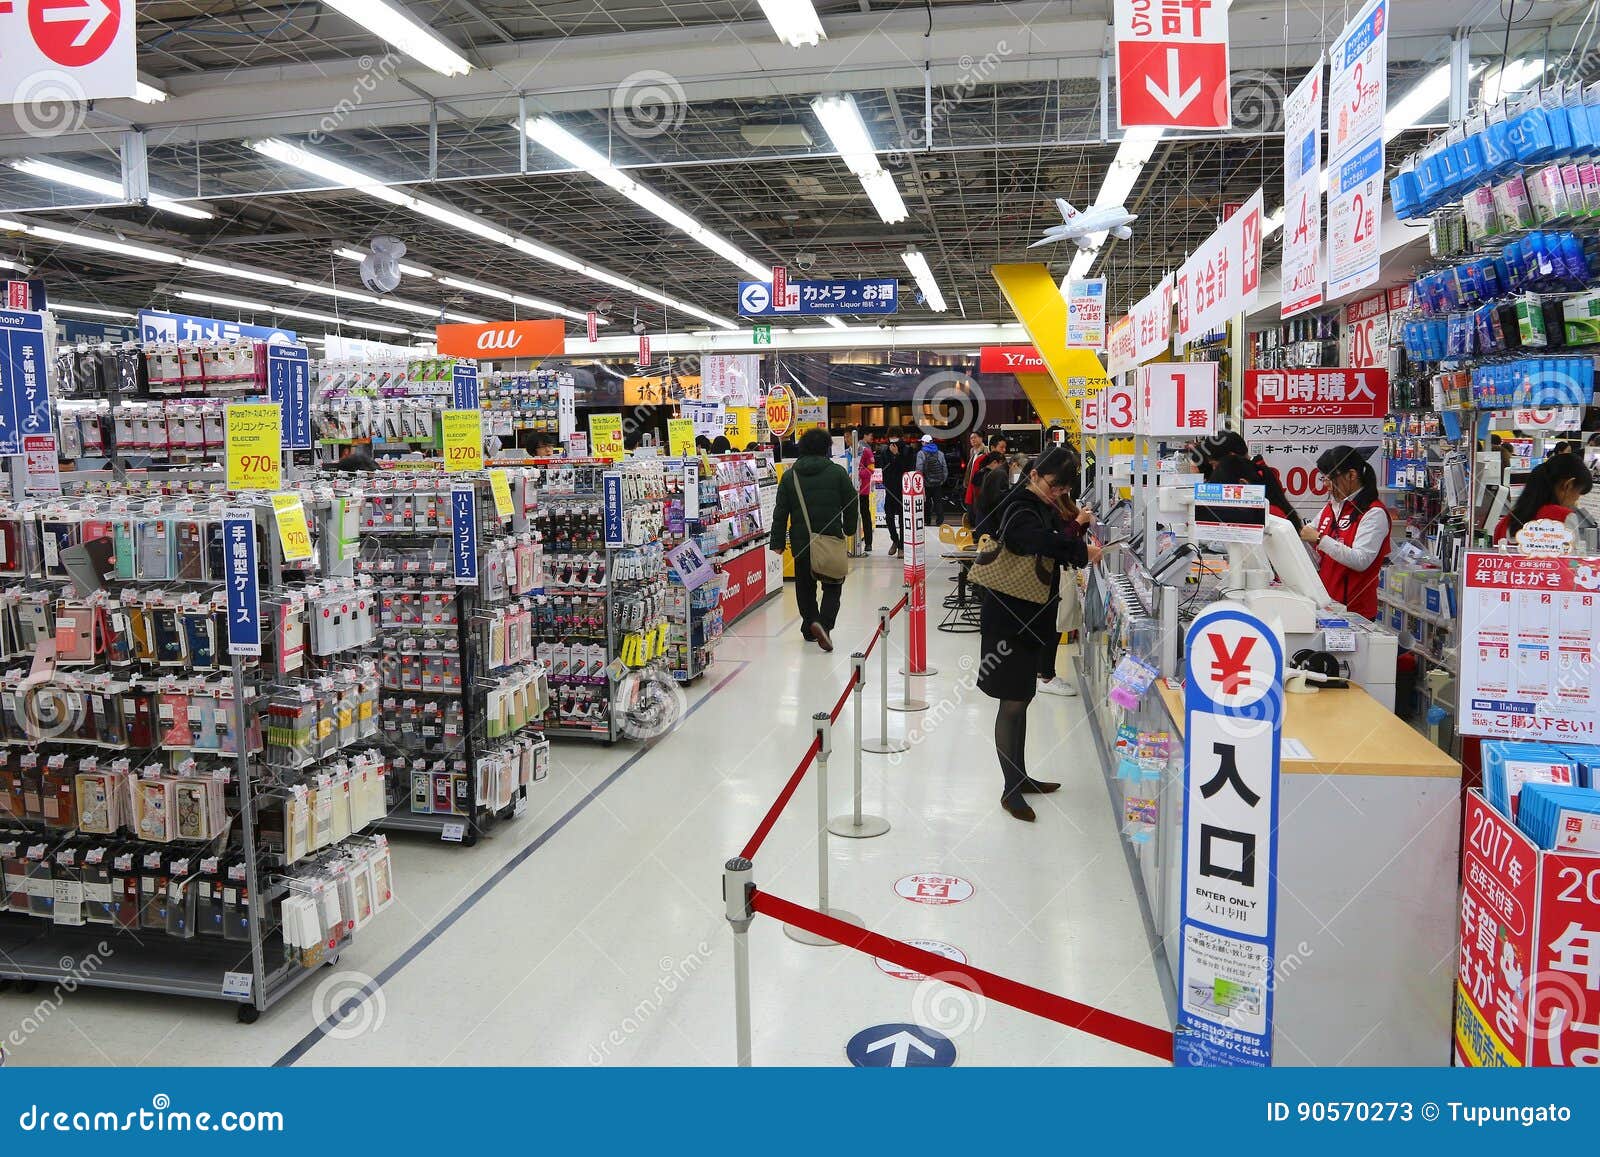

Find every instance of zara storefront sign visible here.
[1176,602,1283,1067]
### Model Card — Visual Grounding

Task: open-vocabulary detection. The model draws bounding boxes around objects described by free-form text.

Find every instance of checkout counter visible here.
[1081,470,1462,1065]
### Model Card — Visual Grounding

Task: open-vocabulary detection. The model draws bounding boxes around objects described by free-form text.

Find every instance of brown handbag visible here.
[968,506,1055,604]
[792,471,850,583]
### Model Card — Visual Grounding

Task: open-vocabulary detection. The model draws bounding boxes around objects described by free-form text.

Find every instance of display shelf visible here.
[1378,591,1453,628]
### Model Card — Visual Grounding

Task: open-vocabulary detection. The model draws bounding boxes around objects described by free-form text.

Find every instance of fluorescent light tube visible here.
[810,95,882,178]
[182,259,296,288]
[821,316,847,330]
[134,81,168,103]
[860,169,908,224]
[321,0,471,77]
[251,138,413,206]
[24,224,184,264]
[1481,57,1546,107]
[53,302,136,319]
[902,248,947,312]
[176,289,411,335]
[11,159,214,221]
[757,0,824,46]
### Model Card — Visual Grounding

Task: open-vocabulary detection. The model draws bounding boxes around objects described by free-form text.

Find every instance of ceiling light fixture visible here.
[320,0,472,77]
[11,159,215,221]
[436,275,594,323]
[250,138,739,329]
[1480,57,1546,108]
[810,95,910,225]
[52,302,137,320]
[176,290,411,335]
[757,0,824,46]
[859,170,909,225]
[902,247,947,313]
[522,118,769,279]
[23,223,184,265]
[133,81,168,104]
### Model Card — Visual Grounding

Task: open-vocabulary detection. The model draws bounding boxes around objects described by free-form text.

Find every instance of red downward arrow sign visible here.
[1145,47,1201,116]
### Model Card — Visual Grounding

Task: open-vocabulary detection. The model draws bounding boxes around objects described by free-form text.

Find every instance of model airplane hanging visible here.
[1029,198,1136,249]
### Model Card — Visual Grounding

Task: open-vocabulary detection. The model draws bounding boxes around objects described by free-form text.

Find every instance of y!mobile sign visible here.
[1176,602,1283,1068]
[1280,60,1325,319]
[1174,188,1265,349]
[1113,0,1231,129]
[978,346,1046,374]
[3,0,136,105]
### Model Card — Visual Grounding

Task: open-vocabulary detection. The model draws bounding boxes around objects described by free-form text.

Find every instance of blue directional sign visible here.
[138,309,297,345]
[0,308,51,455]
[266,344,312,450]
[223,510,261,656]
[451,485,479,587]
[602,471,624,550]
[452,362,480,409]
[845,1023,956,1067]
[737,278,898,317]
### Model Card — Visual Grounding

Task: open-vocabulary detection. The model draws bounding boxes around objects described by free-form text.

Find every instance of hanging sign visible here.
[586,311,598,343]
[450,484,479,586]
[266,344,312,451]
[3,0,136,104]
[764,384,796,438]
[1242,369,1387,518]
[1138,362,1217,436]
[602,471,624,550]
[738,278,897,316]
[0,308,51,455]
[1344,293,1390,368]
[638,334,651,367]
[222,509,261,656]
[683,399,726,438]
[451,361,480,410]
[1174,189,1265,349]
[587,413,625,462]
[1176,602,1283,1067]
[701,354,760,406]
[488,470,515,520]
[434,319,564,360]
[270,494,313,562]
[1327,0,1388,164]
[1113,274,1174,376]
[138,309,294,346]
[441,409,484,472]
[1113,0,1232,129]
[1280,61,1326,319]
[1065,278,1108,350]
[1327,135,1384,300]
[667,418,697,458]
[225,403,282,491]
[978,346,1046,374]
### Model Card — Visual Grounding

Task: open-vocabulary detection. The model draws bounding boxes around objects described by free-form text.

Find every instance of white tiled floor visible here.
[1,550,1168,1066]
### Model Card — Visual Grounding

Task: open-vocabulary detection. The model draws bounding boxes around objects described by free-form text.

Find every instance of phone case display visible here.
[481,367,572,438]
[310,356,478,465]
[702,455,765,554]
[352,471,549,838]
[0,491,396,1022]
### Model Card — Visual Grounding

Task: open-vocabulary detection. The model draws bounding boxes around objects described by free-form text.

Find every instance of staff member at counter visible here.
[1298,445,1390,620]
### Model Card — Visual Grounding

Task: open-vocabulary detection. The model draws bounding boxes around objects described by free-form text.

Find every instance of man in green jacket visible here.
[769,427,859,652]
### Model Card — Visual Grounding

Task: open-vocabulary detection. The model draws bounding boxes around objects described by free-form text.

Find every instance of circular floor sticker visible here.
[893,873,974,906]
[874,939,967,981]
[846,1023,956,1067]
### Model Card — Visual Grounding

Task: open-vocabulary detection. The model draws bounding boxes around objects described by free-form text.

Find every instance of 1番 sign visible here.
[1113,0,1231,129]
[1176,602,1282,1068]
[1174,189,1265,349]
[3,0,137,105]
[1280,61,1325,319]
[1138,362,1217,436]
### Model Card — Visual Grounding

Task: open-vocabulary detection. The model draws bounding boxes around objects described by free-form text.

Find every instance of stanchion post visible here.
[862,605,907,754]
[891,581,930,712]
[829,653,889,838]
[784,713,864,945]
[723,856,754,1066]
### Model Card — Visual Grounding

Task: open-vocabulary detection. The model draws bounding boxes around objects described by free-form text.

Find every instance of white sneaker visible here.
[1037,677,1078,697]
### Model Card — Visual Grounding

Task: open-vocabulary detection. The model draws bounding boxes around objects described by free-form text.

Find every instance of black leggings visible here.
[995,698,1030,802]
[858,494,874,550]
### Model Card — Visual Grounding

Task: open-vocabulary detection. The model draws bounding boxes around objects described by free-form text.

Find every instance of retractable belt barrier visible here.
[722,594,1175,1065]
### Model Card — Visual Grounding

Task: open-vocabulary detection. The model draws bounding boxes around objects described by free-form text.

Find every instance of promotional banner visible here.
[588,413,625,462]
[1174,188,1264,349]
[1327,135,1384,300]
[795,396,827,434]
[266,344,312,451]
[667,418,696,457]
[225,403,282,491]
[138,309,295,345]
[442,409,485,472]
[0,307,52,455]
[764,385,796,438]
[738,278,898,316]
[1176,603,1282,1067]
[223,509,262,657]
[271,494,313,562]
[1280,61,1325,319]
[1327,0,1388,164]
[700,354,760,406]
[1128,274,1174,370]
[978,346,1046,374]
[1241,369,1388,518]
[1113,0,1231,129]
[1065,278,1108,350]
[1345,293,1390,368]
[1106,319,1137,378]
[683,399,726,438]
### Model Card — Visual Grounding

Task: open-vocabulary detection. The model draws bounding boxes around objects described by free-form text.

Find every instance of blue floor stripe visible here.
[272,660,751,1066]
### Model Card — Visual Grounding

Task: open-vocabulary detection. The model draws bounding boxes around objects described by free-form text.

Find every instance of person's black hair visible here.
[710,435,732,454]
[694,434,712,451]
[1029,445,1080,488]
[1315,445,1379,512]
[796,427,831,457]
[1508,454,1594,534]
[1212,430,1249,459]
[1553,440,1580,456]
[744,442,760,452]
[330,448,377,472]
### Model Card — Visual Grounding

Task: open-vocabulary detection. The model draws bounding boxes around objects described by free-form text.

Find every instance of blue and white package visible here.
[1482,741,1580,820]
[1515,782,1600,849]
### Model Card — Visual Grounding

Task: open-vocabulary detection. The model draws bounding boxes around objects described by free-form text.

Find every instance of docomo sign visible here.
[3,0,136,104]
[434,319,566,359]
[978,345,1046,374]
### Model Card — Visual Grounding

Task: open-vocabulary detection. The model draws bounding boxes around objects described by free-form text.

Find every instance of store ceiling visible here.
[2,0,1593,338]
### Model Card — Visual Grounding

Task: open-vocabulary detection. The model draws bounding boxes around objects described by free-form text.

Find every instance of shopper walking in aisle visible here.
[971,447,1101,822]
[1298,445,1391,620]
[769,426,858,652]
[917,434,949,526]
[880,431,911,556]
[854,431,876,553]
[1493,454,1593,545]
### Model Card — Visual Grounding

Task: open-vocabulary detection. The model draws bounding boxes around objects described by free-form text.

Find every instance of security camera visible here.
[794,251,817,270]
[631,319,647,336]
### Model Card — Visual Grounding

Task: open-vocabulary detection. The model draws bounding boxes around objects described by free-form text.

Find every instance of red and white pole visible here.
[892,473,932,711]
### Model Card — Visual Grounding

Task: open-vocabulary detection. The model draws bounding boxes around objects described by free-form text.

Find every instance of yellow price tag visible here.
[226,403,282,491]
[589,413,625,462]
[441,409,484,472]
[271,493,313,562]
[667,418,696,458]
[489,469,514,519]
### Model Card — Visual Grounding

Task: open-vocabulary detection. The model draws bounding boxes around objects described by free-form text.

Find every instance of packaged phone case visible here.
[136,519,172,581]
[174,520,206,581]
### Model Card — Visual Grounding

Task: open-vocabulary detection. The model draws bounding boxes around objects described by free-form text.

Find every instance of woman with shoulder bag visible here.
[768,427,859,652]
[969,448,1101,822]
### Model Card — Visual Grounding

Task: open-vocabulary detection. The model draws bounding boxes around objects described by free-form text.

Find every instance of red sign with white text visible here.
[1530,849,1600,1067]
[1110,274,1173,377]
[978,345,1046,374]
[1243,368,1389,420]
[586,311,598,343]
[1113,0,1231,129]
[1174,189,1265,348]
[1456,792,1539,1066]
[1139,363,1217,436]
[719,544,768,624]
[1344,292,1389,369]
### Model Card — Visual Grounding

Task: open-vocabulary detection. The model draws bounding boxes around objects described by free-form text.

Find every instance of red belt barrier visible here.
[891,594,908,617]
[861,622,884,659]
[828,674,858,723]
[739,736,823,861]
[752,889,1175,1062]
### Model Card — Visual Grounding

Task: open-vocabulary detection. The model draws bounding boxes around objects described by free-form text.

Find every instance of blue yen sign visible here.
[451,485,479,586]
[223,510,261,656]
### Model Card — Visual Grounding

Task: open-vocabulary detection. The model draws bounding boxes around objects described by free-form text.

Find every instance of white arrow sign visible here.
[864,1030,937,1067]
[42,0,113,47]
[1145,48,1201,116]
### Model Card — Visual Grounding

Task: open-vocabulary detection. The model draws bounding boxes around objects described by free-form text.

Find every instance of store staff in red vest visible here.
[1298,445,1389,619]
[1493,454,1593,546]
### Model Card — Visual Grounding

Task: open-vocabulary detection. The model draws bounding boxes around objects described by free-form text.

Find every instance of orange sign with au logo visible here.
[434,319,566,359]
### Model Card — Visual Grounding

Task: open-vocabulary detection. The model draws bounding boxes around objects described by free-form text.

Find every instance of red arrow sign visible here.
[30,0,120,66]
[1113,0,1231,129]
